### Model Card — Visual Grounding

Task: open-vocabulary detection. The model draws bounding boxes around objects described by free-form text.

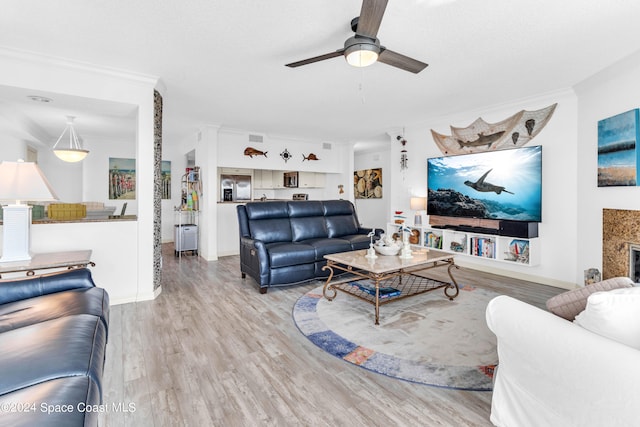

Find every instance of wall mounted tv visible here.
[427,145,542,222]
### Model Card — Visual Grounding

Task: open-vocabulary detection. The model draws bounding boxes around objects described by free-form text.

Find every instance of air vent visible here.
[322,142,332,150]
[249,134,264,143]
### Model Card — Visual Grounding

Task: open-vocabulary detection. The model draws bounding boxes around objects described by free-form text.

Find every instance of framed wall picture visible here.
[598,109,640,187]
[354,168,382,199]
[109,157,136,199]
[161,160,171,199]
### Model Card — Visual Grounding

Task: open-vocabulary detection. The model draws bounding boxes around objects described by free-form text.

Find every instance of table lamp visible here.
[410,197,427,225]
[0,160,58,263]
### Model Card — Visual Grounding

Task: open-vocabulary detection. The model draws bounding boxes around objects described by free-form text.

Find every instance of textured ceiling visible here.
[1,0,640,148]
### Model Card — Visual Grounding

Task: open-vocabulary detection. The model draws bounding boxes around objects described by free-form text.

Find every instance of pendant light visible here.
[52,116,89,162]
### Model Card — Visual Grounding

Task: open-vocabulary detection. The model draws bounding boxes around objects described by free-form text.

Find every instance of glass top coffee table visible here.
[322,247,459,325]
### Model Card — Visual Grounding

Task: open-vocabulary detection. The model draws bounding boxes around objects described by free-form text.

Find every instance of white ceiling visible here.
[1,0,640,149]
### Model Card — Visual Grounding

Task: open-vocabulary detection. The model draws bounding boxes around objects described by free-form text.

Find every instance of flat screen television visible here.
[427,145,542,222]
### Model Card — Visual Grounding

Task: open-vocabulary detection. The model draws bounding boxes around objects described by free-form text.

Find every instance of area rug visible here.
[292,283,498,391]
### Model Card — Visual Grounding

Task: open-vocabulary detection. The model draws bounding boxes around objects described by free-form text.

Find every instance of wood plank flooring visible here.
[100,245,563,426]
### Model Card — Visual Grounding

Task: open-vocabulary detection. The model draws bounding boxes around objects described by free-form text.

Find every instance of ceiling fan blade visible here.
[378,48,428,74]
[356,0,388,39]
[285,49,345,68]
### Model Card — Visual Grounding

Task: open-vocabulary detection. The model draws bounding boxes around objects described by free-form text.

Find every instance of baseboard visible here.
[455,258,575,290]
[109,285,162,306]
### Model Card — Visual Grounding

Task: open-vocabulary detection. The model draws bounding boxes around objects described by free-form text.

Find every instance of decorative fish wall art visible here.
[303,153,319,161]
[244,147,268,158]
[430,103,557,155]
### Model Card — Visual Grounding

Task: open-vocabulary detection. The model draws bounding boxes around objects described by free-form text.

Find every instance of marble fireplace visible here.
[602,208,640,282]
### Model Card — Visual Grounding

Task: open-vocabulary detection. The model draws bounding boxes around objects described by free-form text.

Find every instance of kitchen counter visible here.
[0,216,137,225]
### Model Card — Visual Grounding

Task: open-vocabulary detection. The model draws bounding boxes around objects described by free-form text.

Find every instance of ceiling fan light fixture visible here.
[344,38,380,68]
[52,116,89,163]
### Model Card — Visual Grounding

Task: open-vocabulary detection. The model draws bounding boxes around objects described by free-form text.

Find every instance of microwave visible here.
[284,171,298,188]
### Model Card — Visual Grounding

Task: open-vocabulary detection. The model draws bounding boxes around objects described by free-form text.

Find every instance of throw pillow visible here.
[546,277,634,320]
[573,287,640,350]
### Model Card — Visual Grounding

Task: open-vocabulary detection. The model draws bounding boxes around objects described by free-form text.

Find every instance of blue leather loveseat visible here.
[0,268,109,426]
[237,200,381,293]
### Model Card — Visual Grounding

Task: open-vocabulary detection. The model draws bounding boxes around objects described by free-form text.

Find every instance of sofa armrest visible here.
[486,295,640,427]
[357,227,383,237]
[239,236,270,287]
[0,268,96,306]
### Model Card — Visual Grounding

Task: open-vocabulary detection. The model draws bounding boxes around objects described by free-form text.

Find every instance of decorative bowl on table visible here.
[374,244,401,256]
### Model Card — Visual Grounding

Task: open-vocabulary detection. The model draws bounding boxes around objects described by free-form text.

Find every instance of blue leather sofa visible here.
[0,268,109,426]
[237,200,381,293]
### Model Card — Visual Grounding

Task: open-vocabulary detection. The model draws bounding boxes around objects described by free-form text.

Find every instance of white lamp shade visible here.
[0,161,59,203]
[410,197,427,210]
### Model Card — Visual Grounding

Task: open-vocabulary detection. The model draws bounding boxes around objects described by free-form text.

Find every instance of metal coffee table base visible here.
[321,250,459,325]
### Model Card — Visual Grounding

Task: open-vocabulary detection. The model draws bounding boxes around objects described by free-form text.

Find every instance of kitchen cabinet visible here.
[254,170,274,189]
[272,170,285,189]
[220,167,252,175]
[298,172,326,188]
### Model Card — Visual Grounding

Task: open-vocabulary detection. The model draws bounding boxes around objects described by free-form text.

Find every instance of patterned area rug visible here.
[292,284,498,391]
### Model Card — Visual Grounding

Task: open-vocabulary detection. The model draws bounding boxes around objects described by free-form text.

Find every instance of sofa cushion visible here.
[244,201,289,220]
[0,268,96,306]
[325,215,360,238]
[266,242,316,268]
[249,218,293,243]
[546,277,634,320]
[302,238,352,259]
[0,287,109,334]
[0,376,100,427]
[574,287,640,349]
[341,234,372,250]
[291,217,328,242]
[0,314,106,398]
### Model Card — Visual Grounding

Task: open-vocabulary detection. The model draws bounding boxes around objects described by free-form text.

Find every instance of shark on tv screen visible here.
[427,146,542,222]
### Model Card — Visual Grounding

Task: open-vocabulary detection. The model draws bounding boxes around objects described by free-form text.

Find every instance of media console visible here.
[387,222,539,267]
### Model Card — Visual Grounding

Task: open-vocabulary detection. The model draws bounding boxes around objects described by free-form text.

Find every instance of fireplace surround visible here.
[602,208,640,281]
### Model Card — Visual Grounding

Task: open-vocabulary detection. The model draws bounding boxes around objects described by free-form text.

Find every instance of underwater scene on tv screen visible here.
[427,146,542,222]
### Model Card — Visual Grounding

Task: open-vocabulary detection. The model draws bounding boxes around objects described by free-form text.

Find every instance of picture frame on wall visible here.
[161,160,171,199]
[354,168,382,199]
[597,109,640,187]
[109,157,136,200]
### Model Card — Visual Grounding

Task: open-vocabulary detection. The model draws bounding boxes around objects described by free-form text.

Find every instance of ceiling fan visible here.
[285,0,428,74]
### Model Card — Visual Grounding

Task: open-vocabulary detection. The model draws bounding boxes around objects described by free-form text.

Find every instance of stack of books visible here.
[352,281,401,298]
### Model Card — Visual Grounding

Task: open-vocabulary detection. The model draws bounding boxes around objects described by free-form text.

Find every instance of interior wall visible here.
[354,147,392,229]
[389,90,579,288]
[81,135,136,213]
[216,129,343,173]
[0,47,159,304]
[574,49,640,284]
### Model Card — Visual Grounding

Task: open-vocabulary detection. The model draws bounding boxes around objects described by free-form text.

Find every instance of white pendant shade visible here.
[52,116,89,162]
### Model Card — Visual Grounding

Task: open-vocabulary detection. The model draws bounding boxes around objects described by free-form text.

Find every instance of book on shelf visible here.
[351,281,401,298]
[424,231,442,249]
[470,236,495,258]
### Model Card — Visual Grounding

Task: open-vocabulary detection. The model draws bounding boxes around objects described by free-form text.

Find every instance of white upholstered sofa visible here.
[486,277,640,427]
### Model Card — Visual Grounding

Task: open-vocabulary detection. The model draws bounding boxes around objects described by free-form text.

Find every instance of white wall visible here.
[217,129,343,173]
[0,48,159,304]
[387,90,579,288]
[354,146,392,229]
[574,49,640,283]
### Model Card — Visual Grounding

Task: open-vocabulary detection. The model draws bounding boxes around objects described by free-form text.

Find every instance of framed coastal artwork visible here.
[598,109,640,187]
[354,168,382,199]
[109,157,136,199]
[161,160,171,199]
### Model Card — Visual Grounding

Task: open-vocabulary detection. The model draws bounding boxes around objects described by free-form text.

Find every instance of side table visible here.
[0,250,94,278]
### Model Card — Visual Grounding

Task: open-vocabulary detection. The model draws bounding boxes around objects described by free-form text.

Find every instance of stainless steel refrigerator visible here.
[220,174,252,201]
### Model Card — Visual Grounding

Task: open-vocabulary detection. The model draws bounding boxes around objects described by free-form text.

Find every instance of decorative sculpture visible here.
[430,103,557,155]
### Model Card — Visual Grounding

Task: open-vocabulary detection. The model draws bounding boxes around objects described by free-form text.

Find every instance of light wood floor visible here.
[100,245,563,427]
